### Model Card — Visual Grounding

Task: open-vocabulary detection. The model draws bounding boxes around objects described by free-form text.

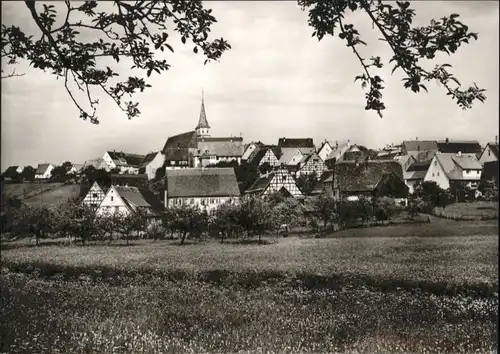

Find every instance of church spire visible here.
[196,89,210,131]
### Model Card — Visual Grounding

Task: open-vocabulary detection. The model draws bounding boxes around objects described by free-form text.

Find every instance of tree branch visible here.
[1,68,25,79]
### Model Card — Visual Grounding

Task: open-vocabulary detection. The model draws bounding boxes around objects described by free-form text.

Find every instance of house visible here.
[141,151,165,180]
[82,181,108,209]
[403,161,430,194]
[317,170,340,200]
[242,141,264,161]
[402,140,438,161]
[102,151,146,174]
[83,158,109,171]
[96,185,164,217]
[424,152,483,190]
[164,168,240,212]
[437,138,482,158]
[161,93,244,169]
[249,146,281,168]
[246,169,303,198]
[479,141,499,165]
[324,141,351,168]
[334,161,408,201]
[317,141,333,162]
[67,163,84,175]
[34,163,54,179]
[278,138,315,156]
[278,148,304,167]
[296,151,328,178]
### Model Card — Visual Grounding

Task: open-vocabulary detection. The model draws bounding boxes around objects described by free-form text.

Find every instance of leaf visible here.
[193,47,198,54]
[181,36,186,44]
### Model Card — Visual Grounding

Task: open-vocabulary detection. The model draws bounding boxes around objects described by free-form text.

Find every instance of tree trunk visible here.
[180,231,187,245]
[126,236,129,246]
[258,233,262,243]
[35,229,40,246]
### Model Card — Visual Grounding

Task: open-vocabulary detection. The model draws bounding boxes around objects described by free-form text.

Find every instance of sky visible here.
[1,1,499,169]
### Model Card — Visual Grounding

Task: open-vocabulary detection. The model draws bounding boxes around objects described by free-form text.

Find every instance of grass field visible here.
[434,201,499,220]
[1,182,81,208]
[1,220,498,353]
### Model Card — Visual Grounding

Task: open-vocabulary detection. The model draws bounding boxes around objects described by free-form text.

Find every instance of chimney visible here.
[445,138,449,144]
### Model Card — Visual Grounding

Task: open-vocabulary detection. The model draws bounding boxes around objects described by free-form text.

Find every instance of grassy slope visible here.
[2,182,80,207]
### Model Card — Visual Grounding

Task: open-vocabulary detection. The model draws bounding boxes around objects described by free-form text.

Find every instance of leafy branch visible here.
[299,0,486,116]
[1,0,231,123]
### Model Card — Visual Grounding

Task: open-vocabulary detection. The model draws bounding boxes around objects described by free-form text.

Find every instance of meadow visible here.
[1,220,498,353]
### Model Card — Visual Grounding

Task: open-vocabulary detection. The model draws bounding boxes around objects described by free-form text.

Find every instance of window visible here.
[466,169,471,174]
[432,173,435,177]
[92,193,98,198]
[114,206,119,213]
[437,172,440,176]
[434,161,437,166]
[488,150,491,156]
[111,196,114,201]
[190,199,194,205]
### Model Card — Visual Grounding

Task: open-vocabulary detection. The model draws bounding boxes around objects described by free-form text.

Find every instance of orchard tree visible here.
[20,166,36,182]
[16,204,54,246]
[299,0,486,116]
[1,1,230,123]
[2,1,485,122]
[296,172,319,196]
[210,202,241,243]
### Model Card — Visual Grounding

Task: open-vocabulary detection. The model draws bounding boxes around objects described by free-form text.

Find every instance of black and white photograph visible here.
[1,0,498,353]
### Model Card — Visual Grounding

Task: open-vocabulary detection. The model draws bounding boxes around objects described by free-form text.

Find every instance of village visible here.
[2,94,499,218]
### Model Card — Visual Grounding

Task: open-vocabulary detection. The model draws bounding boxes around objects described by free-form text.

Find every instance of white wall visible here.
[424,157,450,190]
[479,145,498,164]
[96,187,131,217]
[166,195,237,212]
[102,152,117,170]
[318,143,332,161]
[242,144,257,160]
[145,153,165,180]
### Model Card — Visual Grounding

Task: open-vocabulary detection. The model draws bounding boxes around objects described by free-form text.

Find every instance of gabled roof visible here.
[335,161,404,192]
[317,141,332,152]
[195,138,244,157]
[107,151,146,167]
[484,142,499,159]
[166,168,240,198]
[114,186,164,212]
[434,153,482,181]
[36,163,53,174]
[402,140,438,152]
[162,131,198,155]
[141,152,161,167]
[246,173,275,194]
[404,161,430,180]
[437,140,482,155]
[278,138,314,149]
[279,148,303,165]
[247,145,281,163]
[299,152,323,166]
[325,142,350,161]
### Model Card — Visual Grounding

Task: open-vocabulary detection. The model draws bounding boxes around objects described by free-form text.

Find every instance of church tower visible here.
[195,90,211,137]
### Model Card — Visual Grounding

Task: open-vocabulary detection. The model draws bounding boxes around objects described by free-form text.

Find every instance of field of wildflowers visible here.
[1,221,498,353]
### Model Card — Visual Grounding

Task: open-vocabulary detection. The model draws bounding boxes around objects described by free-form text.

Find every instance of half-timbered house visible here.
[296,152,328,178]
[245,169,303,198]
[82,181,107,209]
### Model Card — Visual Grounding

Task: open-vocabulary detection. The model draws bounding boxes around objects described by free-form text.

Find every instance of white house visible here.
[317,141,333,162]
[82,181,107,209]
[424,152,483,190]
[278,148,304,167]
[96,185,164,217]
[479,141,499,165]
[164,168,240,212]
[67,163,84,175]
[246,169,303,198]
[242,142,264,161]
[34,163,54,179]
[102,151,145,174]
[141,151,165,180]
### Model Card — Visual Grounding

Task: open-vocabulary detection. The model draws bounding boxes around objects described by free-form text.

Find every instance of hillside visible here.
[1,183,81,208]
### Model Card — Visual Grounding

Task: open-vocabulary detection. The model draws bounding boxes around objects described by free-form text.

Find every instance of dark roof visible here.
[481,161,499,184]
[36,163,52,174]
[195,138,244,157]
[335,161,404,192]
[407,161,431,172]
[278,138,314,149]
[247,145,281,163]
[166,168,240,198]
[114,186,164,212]
[248,149,269,166]
[111,174,148,180]
[162,131,197,154]
[437,140,482,155]
[141,152,160,166]
[402,140,438,152]
[246,173,275,194]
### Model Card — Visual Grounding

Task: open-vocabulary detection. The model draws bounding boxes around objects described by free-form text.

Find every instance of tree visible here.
[312,194,336,228]
[296,172,319,196]
[210,202,241,243]
[1,1,230,123]
[112,210,147,246]
[258,162,273,176]
[20,166,36,182]
[413,181,452,210]
[238,196,274,242]
[51,162,73,182]
[168,205,207,245]
[299,0,486,117]
[15,204,54,246]
[272,198,304,230]
[1,168,21,183]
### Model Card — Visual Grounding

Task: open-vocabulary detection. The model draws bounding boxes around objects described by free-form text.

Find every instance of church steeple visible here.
[195,89,210,137]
